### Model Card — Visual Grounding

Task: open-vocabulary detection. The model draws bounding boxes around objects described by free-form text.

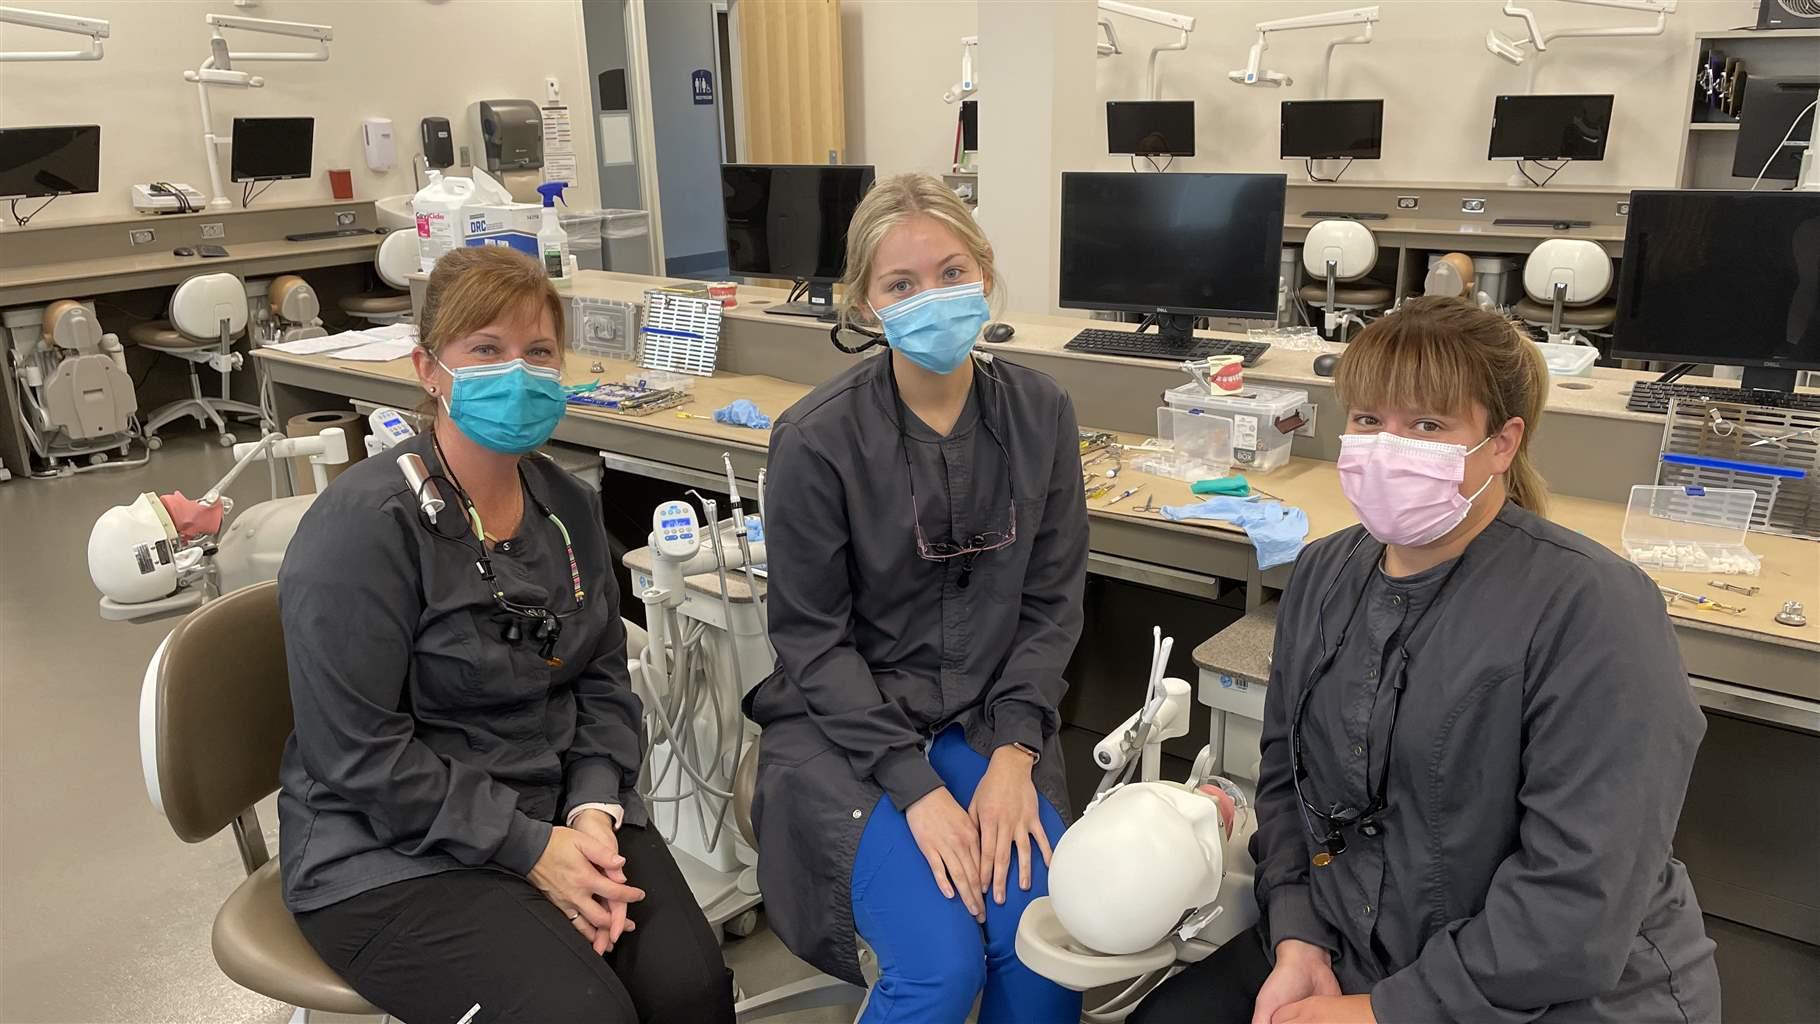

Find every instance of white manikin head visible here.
[1047,782,1226,956]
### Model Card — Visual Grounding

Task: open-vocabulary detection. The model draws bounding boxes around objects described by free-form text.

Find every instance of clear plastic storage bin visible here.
[1164,383,1310,473]
[1533,340,1597,377]
[1133,409,1234,481]
[1621,485,1761,575]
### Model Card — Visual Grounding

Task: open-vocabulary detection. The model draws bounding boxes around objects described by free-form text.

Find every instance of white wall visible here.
[844,0,1758,189]
[0,0,600,221]
[841,0,977,179]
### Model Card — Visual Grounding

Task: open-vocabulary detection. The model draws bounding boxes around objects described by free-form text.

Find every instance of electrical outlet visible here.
[1616,201,1630,217]
[335,210,357,227]
[200,222,225,239]
[1461,198,1487,215]
[128,228,156,246]
[1396,196,1419,211]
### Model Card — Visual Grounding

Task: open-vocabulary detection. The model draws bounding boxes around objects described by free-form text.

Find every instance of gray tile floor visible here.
[0,432,840,1024]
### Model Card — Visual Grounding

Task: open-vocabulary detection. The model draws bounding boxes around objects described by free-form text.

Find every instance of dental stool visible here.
[339,230,419,327]
[1515,239,1615,347]
[140,581,389,1023]
[732,737,872,1023]
[131,272,263,448]
[1298,220,1392,342]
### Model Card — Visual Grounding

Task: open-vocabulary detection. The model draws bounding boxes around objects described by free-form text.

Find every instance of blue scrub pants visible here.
[850,726,1082,1024]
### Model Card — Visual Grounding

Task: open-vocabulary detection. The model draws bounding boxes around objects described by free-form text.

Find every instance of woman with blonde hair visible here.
[278,247,734,1023]
[745,173,1088,1022]
[1133,298,1718,1024]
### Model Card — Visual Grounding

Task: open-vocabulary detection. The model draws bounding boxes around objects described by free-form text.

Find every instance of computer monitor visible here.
[1280,99,1384,160]
[0,125,100,199]
[1612,190,1820,393]
[960,100,979,152]
[1106,101,1196,158]
[1732,78,1817,182]
[1487,94,1614,161]
[720,163,876,316]
[230,117,314,182]
[1059,171,1287,344]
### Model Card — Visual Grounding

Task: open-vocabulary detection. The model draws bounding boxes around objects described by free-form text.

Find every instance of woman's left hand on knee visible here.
[969,744,1053,906]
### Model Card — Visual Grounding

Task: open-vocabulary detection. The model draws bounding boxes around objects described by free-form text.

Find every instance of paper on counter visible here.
[362,323,419,341]
[330,338,418,362]
[269,331,377,355]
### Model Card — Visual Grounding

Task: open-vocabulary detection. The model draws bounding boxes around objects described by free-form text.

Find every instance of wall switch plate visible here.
[128,228,156,246]
[200,222,225,239]
[335,210,357,226]
[1616,201,1630,217]
[1396,196,1419,210]
[1461,198,1487,214]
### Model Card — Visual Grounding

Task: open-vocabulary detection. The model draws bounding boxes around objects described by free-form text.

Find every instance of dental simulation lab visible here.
[3,1,1819,1022]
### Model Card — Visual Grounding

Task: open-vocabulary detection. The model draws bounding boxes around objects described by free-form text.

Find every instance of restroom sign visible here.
[692,69,714,105]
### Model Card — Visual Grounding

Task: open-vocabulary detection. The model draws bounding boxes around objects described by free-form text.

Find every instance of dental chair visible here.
[2,299,140,473]
[1515,239,1615,347]
[247,275,329,346]
[339,231,419,327]
[140,580,390,1023]
[1298,220,1392,343]
[130,272,264,448]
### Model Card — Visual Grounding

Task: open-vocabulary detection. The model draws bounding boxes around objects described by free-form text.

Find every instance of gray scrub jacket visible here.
[744,352,1087,985]
[1254,502,1720,1022]
[275,434,645,912]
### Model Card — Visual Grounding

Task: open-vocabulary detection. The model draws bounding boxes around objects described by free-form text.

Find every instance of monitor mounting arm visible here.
[183,13,333,209]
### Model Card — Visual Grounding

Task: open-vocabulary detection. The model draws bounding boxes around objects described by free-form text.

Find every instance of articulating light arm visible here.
[0,5,109,62]
[1229,6,1379,95]
[1487,0,1676,89]
[182,13,334,209]
[1098,1,1197,101]
[943,35,978,104]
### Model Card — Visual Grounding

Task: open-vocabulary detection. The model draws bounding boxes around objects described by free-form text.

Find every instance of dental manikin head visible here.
[1047,782,1236,956]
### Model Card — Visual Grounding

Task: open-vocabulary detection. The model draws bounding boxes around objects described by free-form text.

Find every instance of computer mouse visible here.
[1313,352,1340,377]
[983,322,1016,344]
[172,246,196,257]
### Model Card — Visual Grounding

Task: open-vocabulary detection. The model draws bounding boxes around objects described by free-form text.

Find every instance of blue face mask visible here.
[875,281,990,375]
[438,358,567,454]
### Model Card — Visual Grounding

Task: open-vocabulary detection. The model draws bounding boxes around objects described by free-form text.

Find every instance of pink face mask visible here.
[1337,432,1494,548]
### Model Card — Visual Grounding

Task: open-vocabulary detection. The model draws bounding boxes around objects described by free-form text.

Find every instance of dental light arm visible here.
[0,5,108,62]
[201,427,348,505]
[183,12,334,208]
[1228,5,1379,96]
[1097,0,1196,101]
[943,35,978,104]
[1487,0,1676,88]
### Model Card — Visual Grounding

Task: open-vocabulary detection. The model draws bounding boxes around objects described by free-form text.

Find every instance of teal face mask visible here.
[438,358,567,454]
[875,281,990,375]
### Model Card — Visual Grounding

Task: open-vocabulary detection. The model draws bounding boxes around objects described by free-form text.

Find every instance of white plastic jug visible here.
[412,170,476,273]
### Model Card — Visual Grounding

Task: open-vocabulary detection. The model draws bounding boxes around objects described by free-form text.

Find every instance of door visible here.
[734,0,846,164]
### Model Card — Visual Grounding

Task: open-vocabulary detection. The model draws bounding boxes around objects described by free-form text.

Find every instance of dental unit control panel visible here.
[653,500,702,559]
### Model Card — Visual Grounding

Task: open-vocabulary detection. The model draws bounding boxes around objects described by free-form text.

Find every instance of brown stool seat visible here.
[1298,282,1393,306]
[339,291,413,316]
[1515,297,1616,329]
[212,857,382,1016]
[129,320,245,350]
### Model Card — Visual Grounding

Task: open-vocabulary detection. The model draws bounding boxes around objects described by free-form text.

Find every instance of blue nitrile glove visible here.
[713,399,772,429]
[1160,496,1309,570]
[745,514,764,543]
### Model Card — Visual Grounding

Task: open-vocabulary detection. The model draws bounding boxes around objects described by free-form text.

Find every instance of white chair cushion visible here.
[1522,239,1612,306]
[1301,220,1378,282]
[170,273,248,339]
[376,231,421,290]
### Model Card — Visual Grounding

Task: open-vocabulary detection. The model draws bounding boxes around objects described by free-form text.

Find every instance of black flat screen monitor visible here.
[1612,190,1820,391]
[721,164,876,282]
[1059,171,1286,325]
[1732,78,1817,182]
[960,100,979,151]
[1488,94,1613,161]
[1106,101,1196,157]
[1280,99,1384,160]
[0,125,100,198]
[230,117,314,181]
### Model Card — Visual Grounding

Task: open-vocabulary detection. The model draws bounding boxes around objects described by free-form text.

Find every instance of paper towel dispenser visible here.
[467,99,543,173]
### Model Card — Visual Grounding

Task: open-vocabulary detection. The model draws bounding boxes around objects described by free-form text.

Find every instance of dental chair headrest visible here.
[376,230,421,291]
[1523,239,1612,306]
[42,300,103,354]
[269,275,321,324]
[169,272,248,340]
[1302,220,1378,282]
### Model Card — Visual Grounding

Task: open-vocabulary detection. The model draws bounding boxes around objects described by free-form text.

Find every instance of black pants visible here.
[296,824,735,1024]
[1128,926,1274,1024]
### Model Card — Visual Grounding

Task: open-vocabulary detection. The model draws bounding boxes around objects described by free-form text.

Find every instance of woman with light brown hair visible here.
[1135,297,1718,1024]
[276,247,733,1023]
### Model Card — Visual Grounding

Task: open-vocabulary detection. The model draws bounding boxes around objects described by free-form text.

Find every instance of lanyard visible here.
[1290,535,1468,865]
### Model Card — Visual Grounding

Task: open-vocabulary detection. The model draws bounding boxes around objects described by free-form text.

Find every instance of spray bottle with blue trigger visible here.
[535,180,571,282]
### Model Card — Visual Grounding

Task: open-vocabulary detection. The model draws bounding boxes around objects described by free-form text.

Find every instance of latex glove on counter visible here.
[713,399,772,429]
[1161,496,1308,570]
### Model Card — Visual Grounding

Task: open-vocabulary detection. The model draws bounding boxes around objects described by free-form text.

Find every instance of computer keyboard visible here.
[285,227,377,241]
[1063,329,1271,366]
[1626,381,1820,415]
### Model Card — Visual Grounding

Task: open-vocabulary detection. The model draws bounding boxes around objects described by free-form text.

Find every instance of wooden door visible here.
[734,0,846,164]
